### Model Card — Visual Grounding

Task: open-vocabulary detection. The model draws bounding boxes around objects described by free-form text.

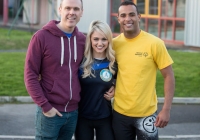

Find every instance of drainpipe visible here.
[3,0,8,25]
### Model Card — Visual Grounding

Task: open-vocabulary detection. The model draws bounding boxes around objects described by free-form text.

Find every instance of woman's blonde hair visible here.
[81,20,115,78]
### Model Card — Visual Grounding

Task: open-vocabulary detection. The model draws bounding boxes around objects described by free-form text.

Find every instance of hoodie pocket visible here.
[47,80,70,105]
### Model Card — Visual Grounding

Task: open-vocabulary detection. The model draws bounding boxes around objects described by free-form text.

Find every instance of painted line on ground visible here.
[0,135,34,139]
[1,135,200,139]
[176,135,200,138]
[159,135,200,139]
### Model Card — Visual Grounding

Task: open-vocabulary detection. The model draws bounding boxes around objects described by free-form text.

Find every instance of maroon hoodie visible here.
[24,20,86,113]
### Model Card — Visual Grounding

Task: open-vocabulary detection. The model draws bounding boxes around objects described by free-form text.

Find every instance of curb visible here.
[0,96,200,104]
[0,96,33,103]
[158,97,200,104]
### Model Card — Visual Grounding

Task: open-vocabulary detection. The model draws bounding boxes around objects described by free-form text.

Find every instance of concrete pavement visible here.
[0,97,200,140]
[0,103,200,140]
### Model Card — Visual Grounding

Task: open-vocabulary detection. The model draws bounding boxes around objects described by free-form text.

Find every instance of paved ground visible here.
[0,103,200,140]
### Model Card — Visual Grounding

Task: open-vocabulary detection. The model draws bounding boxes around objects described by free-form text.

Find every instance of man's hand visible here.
[155,109,170,128]
[104,86,115,101]
[43,107,63,117]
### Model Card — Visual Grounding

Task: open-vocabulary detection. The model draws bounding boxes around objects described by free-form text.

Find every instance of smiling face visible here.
[91,30,109,58]
[59,0,83,33]
[118,4,141,38]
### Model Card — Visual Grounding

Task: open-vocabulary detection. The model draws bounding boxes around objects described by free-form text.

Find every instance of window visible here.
[110,0,185,44]
[148,19,158,36]
[161,20,173,40]
[137,0,145,14]
[111,16,120,33]
[111,0,121,13]
[176,0,185,18]
[175,21,185,41]
[149,0,158,15]
[140,18,145,30]
[161,0,174,17]
[136,0,160,16]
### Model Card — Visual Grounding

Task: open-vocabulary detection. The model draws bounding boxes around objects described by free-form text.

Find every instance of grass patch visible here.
[0,28,200,97]
[156,50,200,97]
[0,52,28,96]
[0,28,32,50]
[0,50,199,97]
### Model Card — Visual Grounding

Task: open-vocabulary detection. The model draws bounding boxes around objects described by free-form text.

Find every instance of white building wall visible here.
[23,0,39,24]
[48,0,59,21]
[22,0,110,32]
[77,0,111,33]
[184,0,200,47]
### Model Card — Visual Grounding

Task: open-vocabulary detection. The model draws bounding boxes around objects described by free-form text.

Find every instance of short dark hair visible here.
[119,1,139,14]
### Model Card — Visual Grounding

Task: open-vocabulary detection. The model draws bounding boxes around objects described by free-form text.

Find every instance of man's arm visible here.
[24,34,52,113]
[155,65,175,128]
[104,86,115,101]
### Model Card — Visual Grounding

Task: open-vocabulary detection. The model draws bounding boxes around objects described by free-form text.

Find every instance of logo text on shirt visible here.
[135,52,148,57]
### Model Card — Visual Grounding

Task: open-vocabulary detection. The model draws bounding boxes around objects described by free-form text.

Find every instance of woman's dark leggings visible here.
[75,116,115,140]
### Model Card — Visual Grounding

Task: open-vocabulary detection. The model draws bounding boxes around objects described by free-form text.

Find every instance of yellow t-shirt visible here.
[113,30,173,117]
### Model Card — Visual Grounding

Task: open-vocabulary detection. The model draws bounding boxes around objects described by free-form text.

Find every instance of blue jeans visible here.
[35,106,78,140]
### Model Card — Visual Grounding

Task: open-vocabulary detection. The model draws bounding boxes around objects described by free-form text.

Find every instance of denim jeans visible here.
[35,106,78,140]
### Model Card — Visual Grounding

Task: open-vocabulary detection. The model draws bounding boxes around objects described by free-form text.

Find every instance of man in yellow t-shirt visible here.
[112,1,175,140]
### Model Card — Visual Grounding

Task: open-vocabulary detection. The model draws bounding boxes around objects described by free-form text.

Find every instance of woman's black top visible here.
[78,58,117,120]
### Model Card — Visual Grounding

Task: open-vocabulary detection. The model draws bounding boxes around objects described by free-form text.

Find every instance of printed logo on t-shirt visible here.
[135,52,148,57]
[100,69,112,82]
[143,52,148,57]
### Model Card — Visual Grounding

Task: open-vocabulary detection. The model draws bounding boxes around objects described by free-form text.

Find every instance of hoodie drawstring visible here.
[60,36,77,67]
[61,37,64,66]
[74,36,77,62]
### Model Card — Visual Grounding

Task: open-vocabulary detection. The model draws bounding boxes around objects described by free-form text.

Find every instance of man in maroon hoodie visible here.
[24,0,85,139]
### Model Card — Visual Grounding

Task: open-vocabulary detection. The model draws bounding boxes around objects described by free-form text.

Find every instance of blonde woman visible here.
[75,20,117,140]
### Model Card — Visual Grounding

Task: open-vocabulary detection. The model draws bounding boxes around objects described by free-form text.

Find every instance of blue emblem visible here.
[100,69,112,82]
